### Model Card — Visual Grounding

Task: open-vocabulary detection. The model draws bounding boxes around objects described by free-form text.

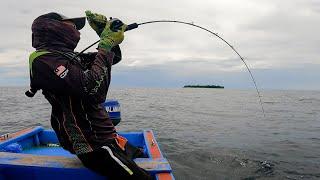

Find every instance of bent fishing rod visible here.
[78,19,266,117]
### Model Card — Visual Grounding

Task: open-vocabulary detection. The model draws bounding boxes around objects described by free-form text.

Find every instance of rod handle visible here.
[125,23,139,31]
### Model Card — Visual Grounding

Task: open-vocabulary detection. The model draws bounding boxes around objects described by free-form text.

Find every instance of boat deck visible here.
[0,126,174,180]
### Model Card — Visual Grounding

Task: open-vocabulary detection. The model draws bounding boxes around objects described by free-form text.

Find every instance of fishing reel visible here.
[109,18,125,32]
[105,17,138,32]
[88,16,138,33]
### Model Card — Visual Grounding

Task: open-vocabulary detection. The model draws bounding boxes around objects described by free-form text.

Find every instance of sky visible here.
[0,0,319,90]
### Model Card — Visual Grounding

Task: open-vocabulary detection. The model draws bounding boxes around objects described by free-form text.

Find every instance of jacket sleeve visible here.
[32,49,114,103]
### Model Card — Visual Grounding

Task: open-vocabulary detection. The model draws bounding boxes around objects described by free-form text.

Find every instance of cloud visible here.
[0,0,319,89]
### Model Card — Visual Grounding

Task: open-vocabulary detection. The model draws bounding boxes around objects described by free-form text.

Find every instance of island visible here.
[183,85,224,89]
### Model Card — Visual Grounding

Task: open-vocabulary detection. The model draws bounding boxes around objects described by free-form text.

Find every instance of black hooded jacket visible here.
[30,15,117,154]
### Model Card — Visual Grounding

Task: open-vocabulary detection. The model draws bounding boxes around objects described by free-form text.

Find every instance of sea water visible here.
[0,87,319,179]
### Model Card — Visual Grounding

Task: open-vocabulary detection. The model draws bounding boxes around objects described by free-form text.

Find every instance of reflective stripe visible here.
[102,146,134,175]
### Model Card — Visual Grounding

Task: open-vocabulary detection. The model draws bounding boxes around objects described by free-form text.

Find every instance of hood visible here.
[32,15,80,52]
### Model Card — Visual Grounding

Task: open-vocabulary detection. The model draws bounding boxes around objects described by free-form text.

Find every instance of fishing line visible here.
[80,20,266,117]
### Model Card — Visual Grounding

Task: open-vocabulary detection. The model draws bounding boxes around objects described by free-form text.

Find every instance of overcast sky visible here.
[0,0,319,90]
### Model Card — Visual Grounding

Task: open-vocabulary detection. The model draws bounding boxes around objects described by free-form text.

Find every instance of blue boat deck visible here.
[0,126,174,180]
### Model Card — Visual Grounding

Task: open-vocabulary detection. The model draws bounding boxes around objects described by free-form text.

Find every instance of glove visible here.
[98,20,127,51]
[85,10,107,36]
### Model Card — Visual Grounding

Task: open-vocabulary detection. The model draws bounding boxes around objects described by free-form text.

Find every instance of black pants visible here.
[78,141,153,180]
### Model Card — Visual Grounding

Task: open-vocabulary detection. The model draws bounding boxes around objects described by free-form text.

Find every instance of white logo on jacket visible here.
[54,65,69,78]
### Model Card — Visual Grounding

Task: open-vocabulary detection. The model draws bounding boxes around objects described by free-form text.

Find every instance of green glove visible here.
[85,10,107,36]
[98,20,127,51]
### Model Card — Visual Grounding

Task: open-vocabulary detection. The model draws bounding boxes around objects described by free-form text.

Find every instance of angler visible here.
[27,11,152,180]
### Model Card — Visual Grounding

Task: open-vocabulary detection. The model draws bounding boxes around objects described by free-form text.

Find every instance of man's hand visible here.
[85,10,108,36]
[98,20,127,52]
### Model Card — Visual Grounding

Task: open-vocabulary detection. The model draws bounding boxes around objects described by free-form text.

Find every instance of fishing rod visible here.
[79,19,266,117]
